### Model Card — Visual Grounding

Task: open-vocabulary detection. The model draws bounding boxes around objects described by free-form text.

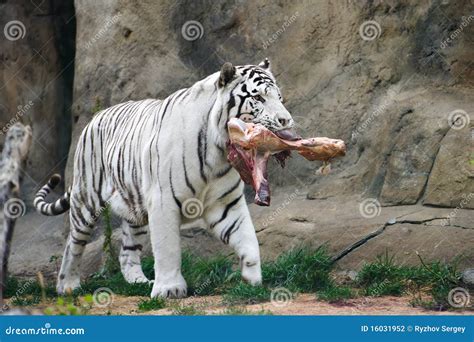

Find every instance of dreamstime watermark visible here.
[440,15,474,49]
[5,323,85,336]
[359,198,381,219]
[440,192,473,226]
[351,87,399,141]
[1,279,35,312]
[262,12,299,49]
[87,197,112,222]
[193,278,212,296]
[270,287,293,307]
[181,20,204,41]
[181,198,204,219]
[84,13,122,50]
[4,20,26,41]
[92,287,114,307]
[3,198,26,219]
[260,189,299,229]
[447,109,470,130]
[368,279,390,297]
[447,287,471,308]
[1,101,34,135]
[359,20,381,41]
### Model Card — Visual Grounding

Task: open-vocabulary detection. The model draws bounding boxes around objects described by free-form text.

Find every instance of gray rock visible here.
[462,269,474,286]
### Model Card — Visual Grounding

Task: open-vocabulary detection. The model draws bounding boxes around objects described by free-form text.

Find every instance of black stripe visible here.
[169,168,182,209]
[197,127,207,182]
[122,244,143,251]
[216,164,232,178]
[211,194,242,229]
[74,227,91,236]
[218,179,241,200]
[71,235,88,246]
[182,153,196,195]
[221,217,242,245]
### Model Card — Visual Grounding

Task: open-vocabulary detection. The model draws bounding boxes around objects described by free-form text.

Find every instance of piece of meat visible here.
[227,118,346,206]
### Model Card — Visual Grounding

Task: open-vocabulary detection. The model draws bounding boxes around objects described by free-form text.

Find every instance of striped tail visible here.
[34,174,70,216]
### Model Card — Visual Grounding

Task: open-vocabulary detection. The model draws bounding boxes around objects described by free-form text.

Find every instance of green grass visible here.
[181,251,235,296]
[317,286,354,302]
[78,272,153,297]
[4,248,466,313]
[101,205,120,277]
[137,297,166,312]
[223,282,271,305]
[11,295,41,306]
[170,303,206,315]
[356,252,463,309]
[262,246,333,292]
[222,306,273,315]
[4,277,56,298]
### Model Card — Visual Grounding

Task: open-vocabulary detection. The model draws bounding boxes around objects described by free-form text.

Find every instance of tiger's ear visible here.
[258,58,271,70]
[218,62,236,87]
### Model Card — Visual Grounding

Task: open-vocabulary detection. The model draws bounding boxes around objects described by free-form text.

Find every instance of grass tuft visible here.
[317,286,354,303]
[4,248,466,313]
[137,297,167,312]
[222,306,272,315]
[262,246,333,292]
[170,303,206,315]
[181,251,235,296]
[356,251,463,309]
[78,272,152,297]
[223,282,271,305]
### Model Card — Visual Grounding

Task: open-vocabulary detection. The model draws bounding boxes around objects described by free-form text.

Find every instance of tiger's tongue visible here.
[226,142,271,206]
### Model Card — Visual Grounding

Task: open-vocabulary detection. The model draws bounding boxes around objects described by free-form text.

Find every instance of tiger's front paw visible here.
[151,274,187,298]
[241,257,262,286]
[56,276,81,295]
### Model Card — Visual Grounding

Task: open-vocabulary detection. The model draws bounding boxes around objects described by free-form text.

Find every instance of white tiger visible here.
[34,59,296,298]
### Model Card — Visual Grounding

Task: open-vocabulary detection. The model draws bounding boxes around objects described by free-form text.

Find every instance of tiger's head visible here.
[218,59,300,141]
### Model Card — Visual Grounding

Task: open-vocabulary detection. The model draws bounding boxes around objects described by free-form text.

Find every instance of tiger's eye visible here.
[253,95,265,103]
[240,114,255,123]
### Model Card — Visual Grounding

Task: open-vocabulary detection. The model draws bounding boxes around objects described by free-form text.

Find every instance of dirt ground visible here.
[84,294,470,316]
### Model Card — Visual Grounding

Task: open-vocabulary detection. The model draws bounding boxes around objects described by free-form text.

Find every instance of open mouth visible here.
[226,118,346,206]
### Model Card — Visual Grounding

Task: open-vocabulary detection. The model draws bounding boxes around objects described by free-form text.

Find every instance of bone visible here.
[227,119,346,161]
[227,118,346,206]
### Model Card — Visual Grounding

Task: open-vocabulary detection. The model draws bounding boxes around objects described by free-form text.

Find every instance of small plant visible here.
[356,251,464,310]
[181,251,235,296]
[78,272,152,297]
[44,295,93,315]
[92,97,103,115]
[222,306,272,315]
[101,205,120,277]
[137,297,166,312]
[170,302,206,315]
[11,296,41,306]
[223,282,271,305]
[356,252,407,296]
[4,277,56,299]
[49,255,61,275]
[262,246,333,292]
[317,286,354,302]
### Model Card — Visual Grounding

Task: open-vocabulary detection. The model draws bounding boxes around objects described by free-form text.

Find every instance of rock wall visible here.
[0,0,75,201]
[2,0,473,278]
[69,0,473,207]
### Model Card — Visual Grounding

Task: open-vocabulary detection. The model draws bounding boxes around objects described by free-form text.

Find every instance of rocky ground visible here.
[1,1,472,312]
[8,294,472,316]
[8,189,474,280]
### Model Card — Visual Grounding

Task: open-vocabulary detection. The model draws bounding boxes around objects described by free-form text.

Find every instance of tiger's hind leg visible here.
[57,195,101,294]
[120,221,150,284]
